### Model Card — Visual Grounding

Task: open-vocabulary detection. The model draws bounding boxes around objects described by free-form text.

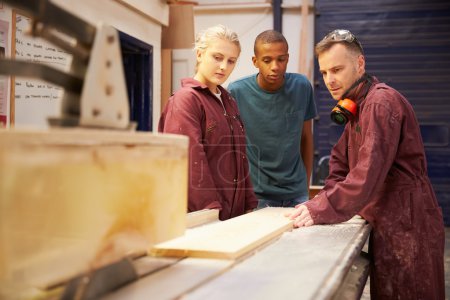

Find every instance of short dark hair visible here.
[315,29,364,57]
[254,30,288,55]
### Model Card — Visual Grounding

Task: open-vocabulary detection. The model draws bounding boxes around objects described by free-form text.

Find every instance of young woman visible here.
[159,25,257,220]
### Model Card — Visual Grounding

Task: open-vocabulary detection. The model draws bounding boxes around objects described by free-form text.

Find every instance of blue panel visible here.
[313,0,450,224]
[327,125,344,146]
[119,31,153,132]
[420,124,449,147]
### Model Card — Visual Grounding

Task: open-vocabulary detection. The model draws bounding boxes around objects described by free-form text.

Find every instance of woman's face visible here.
[195,39,240,93]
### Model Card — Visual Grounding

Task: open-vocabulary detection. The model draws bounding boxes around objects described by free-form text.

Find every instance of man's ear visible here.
[252,56,257,68]
[357,54,366,74]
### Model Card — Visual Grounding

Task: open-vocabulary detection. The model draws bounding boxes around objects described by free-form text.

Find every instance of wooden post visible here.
[299,0,313,81]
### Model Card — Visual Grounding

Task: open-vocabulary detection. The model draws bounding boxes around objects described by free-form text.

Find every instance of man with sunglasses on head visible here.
[287,29,444,299]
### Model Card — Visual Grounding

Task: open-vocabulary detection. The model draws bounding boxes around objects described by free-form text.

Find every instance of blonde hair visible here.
[194,24,241,54]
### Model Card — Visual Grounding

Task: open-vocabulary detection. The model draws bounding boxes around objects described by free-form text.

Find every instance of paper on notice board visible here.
[13,14,72,129]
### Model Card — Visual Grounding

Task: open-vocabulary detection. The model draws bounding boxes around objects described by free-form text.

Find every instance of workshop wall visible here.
[4,1,447,225]
[192,0,315,88]
[1,0,167,130]
[3,0,315,131]
[13,14,72,128]
[313,0,450,225]
[193,0,450,225]
[50,0,168,131]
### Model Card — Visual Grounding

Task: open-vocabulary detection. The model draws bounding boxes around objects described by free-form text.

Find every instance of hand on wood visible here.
[286,204,314,228]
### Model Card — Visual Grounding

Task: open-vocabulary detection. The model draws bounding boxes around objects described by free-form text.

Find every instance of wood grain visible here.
[186,209,219,228]
[151,207,295,260]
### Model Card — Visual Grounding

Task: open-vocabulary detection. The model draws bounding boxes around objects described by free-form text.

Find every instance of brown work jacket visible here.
[306,77,445,299]
[159,78,257,220]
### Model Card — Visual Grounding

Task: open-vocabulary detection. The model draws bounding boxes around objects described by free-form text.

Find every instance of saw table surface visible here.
[102,213,371,300]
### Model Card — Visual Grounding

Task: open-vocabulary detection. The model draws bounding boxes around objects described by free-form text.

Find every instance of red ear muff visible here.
[330,98,357,125]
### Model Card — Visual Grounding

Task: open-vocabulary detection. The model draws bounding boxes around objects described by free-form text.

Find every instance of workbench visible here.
[102,212,371,300]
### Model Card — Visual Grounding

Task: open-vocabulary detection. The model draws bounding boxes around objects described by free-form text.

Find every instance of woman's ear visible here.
[196,49,203,63]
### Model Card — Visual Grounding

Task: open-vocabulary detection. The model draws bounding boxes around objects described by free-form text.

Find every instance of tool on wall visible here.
[0,0,134,130]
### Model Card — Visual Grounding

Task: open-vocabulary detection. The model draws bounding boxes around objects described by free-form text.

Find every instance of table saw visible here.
[101,209,371,300]
[1,205,369,300]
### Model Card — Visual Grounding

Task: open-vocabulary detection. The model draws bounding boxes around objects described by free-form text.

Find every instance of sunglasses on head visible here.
[324,29,363,52]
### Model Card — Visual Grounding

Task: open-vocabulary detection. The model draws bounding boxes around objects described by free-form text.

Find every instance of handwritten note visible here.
[14,13,73,128]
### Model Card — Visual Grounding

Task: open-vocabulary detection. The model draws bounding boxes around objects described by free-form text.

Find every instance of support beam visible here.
[273,0,282,32]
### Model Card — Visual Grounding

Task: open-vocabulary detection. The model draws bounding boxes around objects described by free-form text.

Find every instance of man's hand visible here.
[285,204,314,228]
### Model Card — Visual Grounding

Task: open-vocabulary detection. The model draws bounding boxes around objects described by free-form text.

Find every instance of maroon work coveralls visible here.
[159,78,257,220]
[306,78,445,299]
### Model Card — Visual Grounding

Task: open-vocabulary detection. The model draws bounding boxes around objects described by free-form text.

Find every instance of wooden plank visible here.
[161,4,195,49]
[309,184,323,198]
[298,0,309,75]
[150,207,295,259]
[161,48,172,110]
[298,0,314,82]
[186,209,219,228]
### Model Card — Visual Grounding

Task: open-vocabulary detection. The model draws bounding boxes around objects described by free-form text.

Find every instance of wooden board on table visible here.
[150,207,295,260]
[186,209,219,228]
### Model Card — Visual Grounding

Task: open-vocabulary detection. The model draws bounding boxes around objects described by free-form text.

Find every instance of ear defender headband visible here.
[330,74,372,125]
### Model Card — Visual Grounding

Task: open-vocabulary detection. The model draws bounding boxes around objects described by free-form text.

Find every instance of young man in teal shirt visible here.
[228,30,317,208]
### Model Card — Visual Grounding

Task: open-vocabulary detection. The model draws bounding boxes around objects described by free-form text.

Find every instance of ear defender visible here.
[330,98,357,125]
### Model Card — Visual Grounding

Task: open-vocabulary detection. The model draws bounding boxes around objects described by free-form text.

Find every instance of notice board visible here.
[12,12,72,128]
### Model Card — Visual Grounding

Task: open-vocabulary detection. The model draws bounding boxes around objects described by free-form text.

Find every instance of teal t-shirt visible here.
[228,73,317,201]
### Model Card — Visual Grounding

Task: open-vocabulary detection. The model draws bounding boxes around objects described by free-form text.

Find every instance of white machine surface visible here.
[103,213,371,300]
